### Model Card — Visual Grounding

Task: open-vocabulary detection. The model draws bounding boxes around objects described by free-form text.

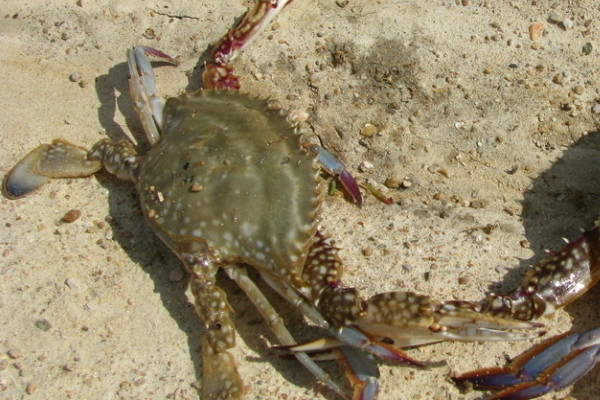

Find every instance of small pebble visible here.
[582,42,593,55]
[562,18,573,29]
[7,349,22,359]
[528,23,545,40]
[359,123,378,138]
[552,73,565,86]
[384,177,400,189]
[26,383,38,395]
[169,268,185,282]
[359,160,374,172]
[35,319,52,331]
[572,85,584,95]
[61,209,81,223]
[69,72,82,82]
[548,14,562,24]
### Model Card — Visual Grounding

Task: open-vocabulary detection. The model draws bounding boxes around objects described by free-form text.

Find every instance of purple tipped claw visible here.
[454,327,600,400]
[311,145,363,206]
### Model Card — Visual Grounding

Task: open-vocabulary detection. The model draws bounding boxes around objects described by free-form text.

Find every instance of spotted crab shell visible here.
[137,90,322,278]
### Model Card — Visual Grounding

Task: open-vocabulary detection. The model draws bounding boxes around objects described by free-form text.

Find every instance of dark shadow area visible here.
[487,129,600,399]
[89,45,346,399]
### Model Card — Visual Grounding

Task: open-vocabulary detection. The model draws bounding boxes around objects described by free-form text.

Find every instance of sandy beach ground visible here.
[1,1,600,399]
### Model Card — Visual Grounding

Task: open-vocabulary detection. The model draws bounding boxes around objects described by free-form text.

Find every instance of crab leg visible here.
[223,265,348,399]
[270,233,540,399]
[455,226,600,399]
[3,44,177,200]
[453,327,600,400]
[203,0,294,90]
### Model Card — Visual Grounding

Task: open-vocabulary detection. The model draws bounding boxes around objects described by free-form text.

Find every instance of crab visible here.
[3,1,544,399]
[453,215,600,399]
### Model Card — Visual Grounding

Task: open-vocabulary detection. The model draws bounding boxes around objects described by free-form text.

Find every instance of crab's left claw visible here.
[453,326,600,400]
[3,139,102,199]
[310,145,362,205]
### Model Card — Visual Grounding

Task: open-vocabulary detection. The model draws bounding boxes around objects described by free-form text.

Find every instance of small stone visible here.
[7,349,22,359]
[552,73,565,86]
[35,319,52,331]
[592,103,600,114]
[562,18,573,29]
[384,177,400,189]
[61,209,81,223]
[582,42,593,55]
[189,182,203,192]
[69,72,82,82]
[169,268,185,282]
[548,14,562,24]
[26,383,38,395]
[528,23,545,40]
[359,160,374,172]
[359,123,378,137]
[572,85,584,95]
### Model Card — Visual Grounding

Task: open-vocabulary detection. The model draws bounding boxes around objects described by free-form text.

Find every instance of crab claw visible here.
[453,326,600,400]
[310,145,363,205]
[352,292,543,350]
[339,345,380,400]
[281,332,383,400]
[286,326,426,367]
[3,139,102,199]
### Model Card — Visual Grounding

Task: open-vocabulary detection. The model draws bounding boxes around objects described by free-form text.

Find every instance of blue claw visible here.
[454,327,600,400]
[339,346,380,400]
[311,145,363,205]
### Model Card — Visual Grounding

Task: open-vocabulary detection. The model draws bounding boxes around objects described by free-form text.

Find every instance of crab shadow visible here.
[90,55,345,398]
[489,130,600,399]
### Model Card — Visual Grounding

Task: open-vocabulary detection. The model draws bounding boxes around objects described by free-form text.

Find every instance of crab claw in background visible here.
[310,144,363,205]
[285,327,427,367]
[3,139,102,199]
[453,326,600,400]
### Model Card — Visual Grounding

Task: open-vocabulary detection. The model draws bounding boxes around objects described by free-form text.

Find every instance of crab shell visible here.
[138,90,322,282]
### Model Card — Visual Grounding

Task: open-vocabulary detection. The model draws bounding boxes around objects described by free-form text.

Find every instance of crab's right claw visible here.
[4,139,101,199]
[453,326,600,400]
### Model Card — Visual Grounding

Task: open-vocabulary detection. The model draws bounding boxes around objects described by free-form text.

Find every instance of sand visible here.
[1,1,599,399]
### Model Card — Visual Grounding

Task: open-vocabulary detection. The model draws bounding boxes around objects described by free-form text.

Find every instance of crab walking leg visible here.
[455,226,600,399]
[184,255,243,400]
[453,327,600,400]
[223,266,348,399]
[204,0,294,90]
